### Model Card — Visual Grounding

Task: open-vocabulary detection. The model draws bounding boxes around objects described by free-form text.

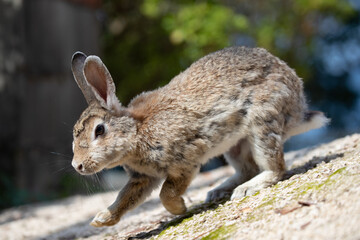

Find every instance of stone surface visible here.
[0,134,359,240]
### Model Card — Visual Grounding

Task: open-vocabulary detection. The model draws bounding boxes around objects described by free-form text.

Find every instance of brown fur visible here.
[70,47,329,227]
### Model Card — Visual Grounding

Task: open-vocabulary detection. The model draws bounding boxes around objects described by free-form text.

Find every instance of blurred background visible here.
[1,0,360,211]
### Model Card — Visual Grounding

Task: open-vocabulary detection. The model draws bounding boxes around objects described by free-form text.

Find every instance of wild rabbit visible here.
[71,46,328,227]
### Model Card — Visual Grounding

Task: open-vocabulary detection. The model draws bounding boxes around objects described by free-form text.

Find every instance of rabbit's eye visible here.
[95,124,105,138]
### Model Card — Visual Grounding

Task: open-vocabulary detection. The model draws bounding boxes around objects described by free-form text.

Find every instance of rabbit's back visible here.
[130,46,305,129]
[168,47,302,106]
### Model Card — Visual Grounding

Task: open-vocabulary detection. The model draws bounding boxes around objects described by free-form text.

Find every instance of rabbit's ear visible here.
[83,55,121,112]
[71,52,97,104]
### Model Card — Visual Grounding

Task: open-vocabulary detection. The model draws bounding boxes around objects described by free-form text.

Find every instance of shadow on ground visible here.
[128,200,226,240]
[283,153,344,180]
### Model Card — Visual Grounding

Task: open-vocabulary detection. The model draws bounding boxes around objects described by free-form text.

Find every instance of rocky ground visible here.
[1,134,360,240]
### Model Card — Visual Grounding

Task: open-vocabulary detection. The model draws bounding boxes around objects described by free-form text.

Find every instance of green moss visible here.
[202,224,237,240]
[160,203,210,230]
[328,167,347,178]
[245,212,258,222]
[156,201,237,239]
[253,191,261,196]
[244,196,277,222]
[242,167,348,223]
[293,167,347,196]
[258,197,277,208]
[284,181,296,188]
[157,212,204,238]
[235,196,250,207]
[236,167,349,224]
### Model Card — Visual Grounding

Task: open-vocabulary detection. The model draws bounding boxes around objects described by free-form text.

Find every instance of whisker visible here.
[104,171,117,193]
[86,175,102,195]
[94,173,101,186]
[40,159,72,175]
[47,159,71,163]
[52,165,75,175]
[50,152,72,159]
[52,166,69,174]
[83,178,93,196]
[94,174,105,193]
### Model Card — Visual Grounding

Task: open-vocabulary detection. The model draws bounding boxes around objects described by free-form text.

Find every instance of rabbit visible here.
[70,46,329,227]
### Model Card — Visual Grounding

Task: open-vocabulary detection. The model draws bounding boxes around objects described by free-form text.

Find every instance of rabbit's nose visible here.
[72,161,83,172]
[77,164,83,171]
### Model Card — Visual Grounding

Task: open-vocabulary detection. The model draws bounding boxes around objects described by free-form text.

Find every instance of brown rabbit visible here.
[70,47,329,227]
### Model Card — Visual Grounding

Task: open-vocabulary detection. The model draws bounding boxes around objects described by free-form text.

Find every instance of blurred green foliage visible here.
[102,0,355,105]
[0,173,29,208]
[0,172,85,209]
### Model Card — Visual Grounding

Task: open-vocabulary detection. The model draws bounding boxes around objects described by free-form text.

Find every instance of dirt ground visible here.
[1,134,360,240]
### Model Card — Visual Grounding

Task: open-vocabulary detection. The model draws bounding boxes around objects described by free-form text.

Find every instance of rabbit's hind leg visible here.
[231,130,285,200]
[205,138,259,202]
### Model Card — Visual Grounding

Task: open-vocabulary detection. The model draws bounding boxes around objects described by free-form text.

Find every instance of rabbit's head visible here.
[71,52,137,175]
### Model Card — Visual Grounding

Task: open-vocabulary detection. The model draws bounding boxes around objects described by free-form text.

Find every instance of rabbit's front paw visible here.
[90,209,119,227]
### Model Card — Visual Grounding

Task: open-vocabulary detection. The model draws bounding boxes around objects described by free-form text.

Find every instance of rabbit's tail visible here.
[286,111,330,138]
